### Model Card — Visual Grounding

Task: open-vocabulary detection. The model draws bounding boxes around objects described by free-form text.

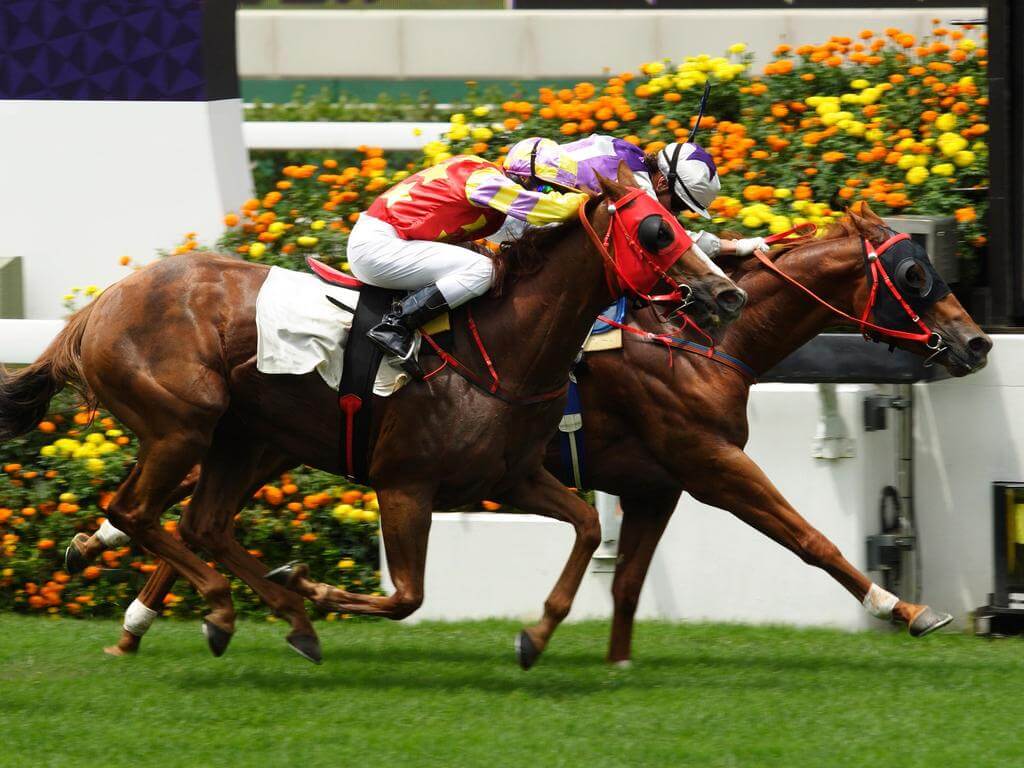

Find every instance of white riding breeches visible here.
[347,214,495,308]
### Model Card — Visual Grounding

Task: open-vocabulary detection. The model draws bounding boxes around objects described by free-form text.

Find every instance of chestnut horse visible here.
[541,206,991,664]
[0,165,744,667]
[66,207,987,667]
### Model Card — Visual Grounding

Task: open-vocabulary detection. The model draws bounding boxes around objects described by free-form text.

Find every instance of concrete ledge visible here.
[239,8,984,79]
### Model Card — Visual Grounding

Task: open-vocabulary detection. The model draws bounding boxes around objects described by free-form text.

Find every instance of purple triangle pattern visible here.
[0,0,207,100]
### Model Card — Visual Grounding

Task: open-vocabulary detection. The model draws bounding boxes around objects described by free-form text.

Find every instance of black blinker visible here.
[637,214,675,253]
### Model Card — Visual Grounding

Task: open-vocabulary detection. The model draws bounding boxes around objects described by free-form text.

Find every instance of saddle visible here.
[307,257,395,482]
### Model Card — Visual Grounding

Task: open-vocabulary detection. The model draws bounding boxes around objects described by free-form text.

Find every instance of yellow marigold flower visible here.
[850,78,869,90]
[953,150,976,167]
[934,113,957,132]
[297,236,318,247]
[248,242,266,259]
[958,38,976,51]
[906,166,930,184]
[728,43,747,54]
[472,105,490,117]
[931,163,954,176]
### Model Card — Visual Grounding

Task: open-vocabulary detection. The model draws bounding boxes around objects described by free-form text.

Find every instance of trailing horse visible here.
[1,164,743,667]
[541,205,991,663]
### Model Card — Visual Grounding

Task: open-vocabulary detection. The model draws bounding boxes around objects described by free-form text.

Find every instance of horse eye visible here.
[905,264,925,287]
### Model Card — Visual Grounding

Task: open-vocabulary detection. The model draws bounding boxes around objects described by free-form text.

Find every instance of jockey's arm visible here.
[686,229,768,259]
[465,167,587,225]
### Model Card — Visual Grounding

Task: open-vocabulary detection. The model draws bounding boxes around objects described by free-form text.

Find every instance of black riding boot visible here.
[367,283,450,378]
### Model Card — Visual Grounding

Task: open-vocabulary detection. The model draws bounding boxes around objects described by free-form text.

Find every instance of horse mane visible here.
[484,197,601,296]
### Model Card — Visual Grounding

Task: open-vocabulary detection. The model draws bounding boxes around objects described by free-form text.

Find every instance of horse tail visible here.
[0,301,97,440]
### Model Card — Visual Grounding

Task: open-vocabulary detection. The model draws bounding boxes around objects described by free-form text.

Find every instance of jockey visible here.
[349,154,588,376]
[503,135,766,259]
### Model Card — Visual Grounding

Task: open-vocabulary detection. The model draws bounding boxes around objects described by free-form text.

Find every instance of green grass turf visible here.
[1,616,1022,768]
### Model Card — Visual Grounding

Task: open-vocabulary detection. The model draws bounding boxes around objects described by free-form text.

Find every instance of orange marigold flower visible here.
[954,206,976,223]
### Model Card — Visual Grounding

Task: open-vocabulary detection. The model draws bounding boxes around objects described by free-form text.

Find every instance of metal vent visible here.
[882,215,959,284]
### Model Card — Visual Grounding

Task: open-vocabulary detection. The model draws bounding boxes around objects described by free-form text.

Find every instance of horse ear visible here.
[615,159,638,188]
[594,170,626,198]
[858,202,885,225]
[847,202,885,241]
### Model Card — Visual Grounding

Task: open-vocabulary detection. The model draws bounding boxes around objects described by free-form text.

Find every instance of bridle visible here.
[753,227,949,365]
[577,188,693,314]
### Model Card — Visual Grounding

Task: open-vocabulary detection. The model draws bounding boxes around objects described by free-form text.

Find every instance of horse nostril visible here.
[716,288,747,315]
[967,335,992,357]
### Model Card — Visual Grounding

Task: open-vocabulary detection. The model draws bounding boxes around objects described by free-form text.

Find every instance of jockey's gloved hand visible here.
[734,237,768,256]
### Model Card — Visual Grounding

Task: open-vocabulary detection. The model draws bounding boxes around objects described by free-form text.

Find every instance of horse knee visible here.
[795,529,841,566]
[579,516,602,553]
[105,505,143,539]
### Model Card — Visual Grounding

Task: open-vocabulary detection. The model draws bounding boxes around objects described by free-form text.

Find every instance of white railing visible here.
[0,319,64,364]
[243,121,448,151]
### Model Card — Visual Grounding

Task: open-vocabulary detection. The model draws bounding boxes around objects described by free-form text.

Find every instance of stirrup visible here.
[392,341,425,379]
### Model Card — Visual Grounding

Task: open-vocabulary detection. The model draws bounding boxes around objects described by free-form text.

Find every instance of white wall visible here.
[238,8,984,80]
[385,382,901,631]
[915,336,1024,620]
[0,99,252,320]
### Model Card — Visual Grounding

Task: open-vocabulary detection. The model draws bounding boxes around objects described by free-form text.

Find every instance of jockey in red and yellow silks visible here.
[502,135,767,262]
[348,154,587,376]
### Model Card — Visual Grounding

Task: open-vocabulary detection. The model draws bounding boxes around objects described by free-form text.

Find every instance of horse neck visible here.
[470,226,614,394]
[715,238,866,375]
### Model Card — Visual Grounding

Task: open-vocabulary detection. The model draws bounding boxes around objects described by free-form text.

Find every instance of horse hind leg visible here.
[177,430,322,662]
[104,559,178,657]
[105,433,238,657]
[65,466,199,574]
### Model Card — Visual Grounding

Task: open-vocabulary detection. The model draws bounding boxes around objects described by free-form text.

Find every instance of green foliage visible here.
[0,392,379,619]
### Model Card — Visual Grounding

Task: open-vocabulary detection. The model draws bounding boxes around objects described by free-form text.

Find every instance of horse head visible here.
[592,161,747,337]
[763,203,990,377]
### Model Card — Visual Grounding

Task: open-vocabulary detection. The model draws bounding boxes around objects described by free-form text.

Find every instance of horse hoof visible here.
[611,659,632,670]
[64,533,91,575]
[515,630,541,671]
[103,644,135,657]
[266,561,304,588]
[202,619,233,657]
[909,606,954,638]
[287,633,323,665]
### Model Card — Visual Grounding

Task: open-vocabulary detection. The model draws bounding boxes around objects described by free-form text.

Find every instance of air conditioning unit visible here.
[882,215,959,284]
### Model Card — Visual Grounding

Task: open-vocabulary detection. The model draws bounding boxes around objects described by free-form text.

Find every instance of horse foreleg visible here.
[270,485,434,620]
[686,445,951,636]
[498,469,602,670]
[607,491,681,666]
[104,559,178,657]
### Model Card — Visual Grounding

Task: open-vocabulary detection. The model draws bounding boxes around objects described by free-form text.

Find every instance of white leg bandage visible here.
[97,519,130,547]
[862,583,899,619]
[123,599,159,637]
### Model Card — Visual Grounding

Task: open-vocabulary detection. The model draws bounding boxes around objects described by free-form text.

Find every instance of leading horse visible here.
[0,164,744,667]
[542,205,990,663]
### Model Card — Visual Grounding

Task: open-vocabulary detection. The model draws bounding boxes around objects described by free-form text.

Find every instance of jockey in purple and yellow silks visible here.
[502,135,767,262]
[348,154,587,375]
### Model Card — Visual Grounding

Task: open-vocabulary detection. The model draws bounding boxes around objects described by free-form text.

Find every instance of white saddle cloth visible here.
[255,266,411,396]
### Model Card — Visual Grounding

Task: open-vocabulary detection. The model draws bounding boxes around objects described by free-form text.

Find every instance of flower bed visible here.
[223,24,987,283]
[0,394,380,619]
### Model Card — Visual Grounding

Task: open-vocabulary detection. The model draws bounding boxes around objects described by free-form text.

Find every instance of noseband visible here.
[753,229,949,363]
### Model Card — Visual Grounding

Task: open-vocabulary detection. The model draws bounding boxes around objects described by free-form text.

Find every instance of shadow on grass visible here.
[166,640,989,698]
